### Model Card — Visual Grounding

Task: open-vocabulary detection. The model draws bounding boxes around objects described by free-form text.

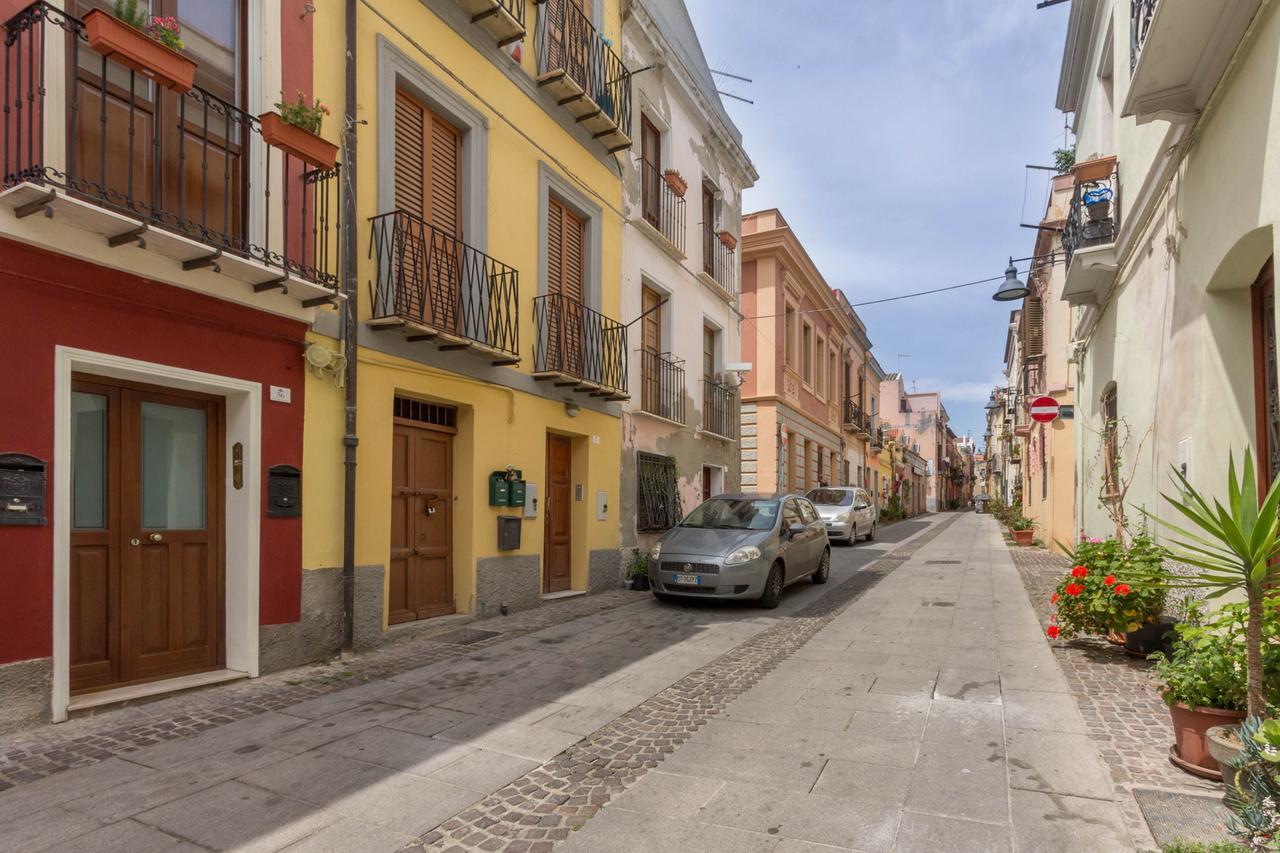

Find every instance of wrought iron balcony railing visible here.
[1,2,340,298]
[534,292,628,397]
[1130,0,1158,71]
[702,378,737,439]
[842,398,872,436]
[870,424,885,450]
[534,0,631,152]
[701,224,735,292]
[1062,160,1119,269]
[368,210,519,363]
[639,349,685,424]
[640,161,685,253]
[455,0,526,46]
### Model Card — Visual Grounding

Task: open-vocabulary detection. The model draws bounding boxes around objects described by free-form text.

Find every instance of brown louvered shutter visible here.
[547,196,564,296]
[547,197,584,303]
[562,206,584,304]
[394,90,426,216]
[1024,296,1044,358]
[429,115,461,237]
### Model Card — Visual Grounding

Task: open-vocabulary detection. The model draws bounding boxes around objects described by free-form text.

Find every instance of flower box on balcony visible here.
[717,231,737,251]
[84,9,196,93]
[662,170,688,198]
[259,112,338,170]
[1073,155,1116,183]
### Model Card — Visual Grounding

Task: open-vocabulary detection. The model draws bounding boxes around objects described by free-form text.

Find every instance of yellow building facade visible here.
[302,0,630,643]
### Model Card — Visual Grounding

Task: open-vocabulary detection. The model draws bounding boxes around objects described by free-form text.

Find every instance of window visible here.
[799,500,818,525]
[829,349,838,401]
[395,88,462,237]
[802,322,813,384]
[1024,296,1044,358]
[702,182,718,276]
[782,499,803,528]
[785,304,797,367]
[815,334,826,396]
[547,196,586,303]
[640,114,661,229]
[639,285,665,417]
[637,451,681,531]
[1102,385,1119,497]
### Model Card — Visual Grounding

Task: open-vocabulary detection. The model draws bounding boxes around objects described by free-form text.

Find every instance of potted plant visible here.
[1148,599,1280,779]
[1222,716,1280,846]
[627,549,651,591]
[1083,185,1113,221]
[717,230,737,251]
[84,0,195,93]
[1048,536,1170,644]
[662,170,688,197]
[259,91,338,170]
[1009,515,1035,546]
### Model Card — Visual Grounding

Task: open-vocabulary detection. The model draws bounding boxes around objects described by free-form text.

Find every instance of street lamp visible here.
[992,258,1030,301]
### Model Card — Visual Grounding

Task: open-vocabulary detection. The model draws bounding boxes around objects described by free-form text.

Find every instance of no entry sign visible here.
[1029,396,1060,423]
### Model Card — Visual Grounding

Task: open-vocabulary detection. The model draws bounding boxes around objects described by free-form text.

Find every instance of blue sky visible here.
[684,0,1069,444]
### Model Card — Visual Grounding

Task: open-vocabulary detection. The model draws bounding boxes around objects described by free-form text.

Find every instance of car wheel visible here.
[812,548,830,584]
[866,522,876,542]
[758,563,784,609]
[849,523,857,544]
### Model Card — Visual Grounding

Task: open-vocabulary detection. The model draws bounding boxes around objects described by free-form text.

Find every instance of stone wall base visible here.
[588,549,623,593]
[475,554,541,618]
[259,564,386,673]
[0,657,52,733]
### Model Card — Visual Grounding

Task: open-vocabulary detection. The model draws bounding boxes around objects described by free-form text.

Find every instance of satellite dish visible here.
[305,343,334,370]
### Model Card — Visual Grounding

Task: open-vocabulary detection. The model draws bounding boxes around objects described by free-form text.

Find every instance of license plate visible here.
[672,573,701,585]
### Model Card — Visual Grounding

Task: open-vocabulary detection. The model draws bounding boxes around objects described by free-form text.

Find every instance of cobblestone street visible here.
[0,513,1156,852]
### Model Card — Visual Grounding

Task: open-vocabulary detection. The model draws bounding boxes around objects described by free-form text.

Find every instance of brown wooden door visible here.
[70,376,224,694]
[543,434,573,593]
[71,1,246,244]
[547,196,586,377]
[1253,258,1279,497]
[389,421,454,623]
[640,285,662,413]
[640,116,661,228]
[702,183,716,275]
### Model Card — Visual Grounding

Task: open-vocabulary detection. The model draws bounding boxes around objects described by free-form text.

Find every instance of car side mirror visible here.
[855,502,868,511]
[787,522,805,538]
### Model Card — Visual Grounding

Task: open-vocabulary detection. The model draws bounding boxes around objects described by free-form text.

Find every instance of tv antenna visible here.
[711,68,753,105]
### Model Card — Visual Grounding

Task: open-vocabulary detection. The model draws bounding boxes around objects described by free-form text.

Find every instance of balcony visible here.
[1060,157,1120,305]
[700,224,736,295]
[639,161,685,255]
[453,0,526,47]
[638,349,685,424]
[533,292,628,399]
[870,424,885,451]
[1125,0,1262,123]
[534,0,631,153]
[367,211,520,365]
[0,3,340,310]
[842,399,872,439]
[702,378,737,439]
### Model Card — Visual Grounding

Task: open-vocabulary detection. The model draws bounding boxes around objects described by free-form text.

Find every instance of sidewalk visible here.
[0,517,944,852]
[560,512,1141,852]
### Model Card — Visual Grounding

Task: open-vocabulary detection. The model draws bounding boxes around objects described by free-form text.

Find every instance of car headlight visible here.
[834,511,850,522]
[724,545,761,566]
[650,542,662,560]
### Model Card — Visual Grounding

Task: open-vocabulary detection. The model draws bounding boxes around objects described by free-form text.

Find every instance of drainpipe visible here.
[340,0,359,658]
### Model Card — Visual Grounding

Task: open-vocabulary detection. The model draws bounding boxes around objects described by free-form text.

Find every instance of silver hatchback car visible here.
[806,486,876,543]
[648,493,830,609]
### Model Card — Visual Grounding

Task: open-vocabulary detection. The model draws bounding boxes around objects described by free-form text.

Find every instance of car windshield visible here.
[806,489,853,507]
[679,498,779,530]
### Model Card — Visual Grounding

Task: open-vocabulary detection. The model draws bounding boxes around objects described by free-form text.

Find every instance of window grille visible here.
[637,451,682,532]
[394,397,457,430]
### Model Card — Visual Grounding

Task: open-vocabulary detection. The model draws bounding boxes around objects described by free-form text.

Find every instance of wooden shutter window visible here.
[1024,296,1044,358]
[393,88,462,237]
[547,196,585,304]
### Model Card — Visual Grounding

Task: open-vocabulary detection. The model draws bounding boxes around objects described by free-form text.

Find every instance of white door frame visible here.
[52,347,262,722]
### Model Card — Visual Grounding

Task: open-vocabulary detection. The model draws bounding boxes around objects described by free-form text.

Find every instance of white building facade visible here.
[618,0,757,552]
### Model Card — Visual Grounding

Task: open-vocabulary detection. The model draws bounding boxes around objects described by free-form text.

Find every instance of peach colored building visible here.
[740,210,854,493]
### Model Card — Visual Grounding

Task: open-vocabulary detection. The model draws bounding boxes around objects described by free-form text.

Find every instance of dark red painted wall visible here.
[0,238,308,665]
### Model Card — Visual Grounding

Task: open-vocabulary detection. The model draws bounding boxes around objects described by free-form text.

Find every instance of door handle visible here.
[130,538,140,546]
[149,533,163,542]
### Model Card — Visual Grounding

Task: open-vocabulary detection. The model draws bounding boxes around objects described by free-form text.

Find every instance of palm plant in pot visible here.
[1138,449,1280,779]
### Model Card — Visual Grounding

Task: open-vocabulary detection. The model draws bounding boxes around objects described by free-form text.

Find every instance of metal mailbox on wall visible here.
[489,469,527,507]
[497,515,521,551]
[267,464,301,518]
[0,453,46,526]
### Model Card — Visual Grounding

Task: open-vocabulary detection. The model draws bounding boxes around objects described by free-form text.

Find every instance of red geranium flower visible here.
[1051,593,1059,603]
[1065,583,1083,597]
[1047,625,1061,639]
[1114,584,1131,596]
[1104,575,1116,586]
[1071,565,1088,578]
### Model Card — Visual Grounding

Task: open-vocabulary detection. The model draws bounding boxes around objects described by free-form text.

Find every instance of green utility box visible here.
[508,476,526,507]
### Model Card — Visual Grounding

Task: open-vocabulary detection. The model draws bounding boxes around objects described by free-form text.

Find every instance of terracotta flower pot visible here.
[717,230,737,251]
[1166,700,1246,780]
[1207,725,1244,790]
[1010,528,1034,546]
[1073,154,1117,183]
[84,9,196,93]
[662,170,687,198]
[259,112,338,170]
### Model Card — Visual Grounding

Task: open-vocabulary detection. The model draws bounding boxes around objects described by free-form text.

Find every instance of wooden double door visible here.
[543,434,573,594]
[70,376,225,694]
[389,420,455,623]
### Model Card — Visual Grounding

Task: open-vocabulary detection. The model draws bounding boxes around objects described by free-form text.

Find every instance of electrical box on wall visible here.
[497,515,521,551]
[523,483,538,518]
